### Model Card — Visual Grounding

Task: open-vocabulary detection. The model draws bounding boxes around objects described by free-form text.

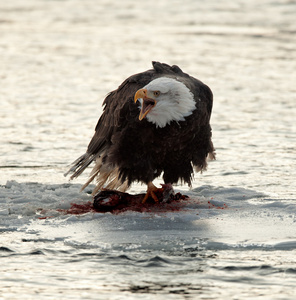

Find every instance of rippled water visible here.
[1,0,296,299]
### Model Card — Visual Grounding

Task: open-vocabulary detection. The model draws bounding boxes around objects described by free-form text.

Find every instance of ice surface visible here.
[1,180,295,249]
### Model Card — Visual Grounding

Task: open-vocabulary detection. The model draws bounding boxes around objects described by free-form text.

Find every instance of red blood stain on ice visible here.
[38,216,54,220]
[207,201,228,209]
[40,189,228,217]
[54,188,190,215]
[53,196,228,216]
[57,201,96,215]
[57,198,188,215]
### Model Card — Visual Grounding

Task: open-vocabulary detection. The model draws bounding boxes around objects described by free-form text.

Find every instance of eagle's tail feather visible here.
[65,152,129,194]
[64,153,96,180]
[90,164,129,196]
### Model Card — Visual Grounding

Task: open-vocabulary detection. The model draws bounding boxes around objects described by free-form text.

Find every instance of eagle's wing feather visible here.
[66,69,156,180]
[189,79,215,170]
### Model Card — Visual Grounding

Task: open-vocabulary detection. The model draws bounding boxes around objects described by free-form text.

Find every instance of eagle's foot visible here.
[142,182,164,204]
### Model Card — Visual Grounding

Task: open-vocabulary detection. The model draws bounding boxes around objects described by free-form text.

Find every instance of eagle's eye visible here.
[153,91,160,97]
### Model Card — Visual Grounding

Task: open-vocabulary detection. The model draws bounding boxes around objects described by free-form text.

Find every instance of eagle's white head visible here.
[134,77,196,128]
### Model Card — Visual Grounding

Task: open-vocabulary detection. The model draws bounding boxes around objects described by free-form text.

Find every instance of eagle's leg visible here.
[142,182,164,204]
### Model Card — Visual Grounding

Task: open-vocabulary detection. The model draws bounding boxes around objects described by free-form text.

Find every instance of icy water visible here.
[1,0,296,299]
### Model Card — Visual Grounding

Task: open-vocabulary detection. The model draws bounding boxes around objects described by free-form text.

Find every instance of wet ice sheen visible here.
[1,0,296,299]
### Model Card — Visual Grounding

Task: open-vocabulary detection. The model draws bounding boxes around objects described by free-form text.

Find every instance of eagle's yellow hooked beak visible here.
[134,88,157,121]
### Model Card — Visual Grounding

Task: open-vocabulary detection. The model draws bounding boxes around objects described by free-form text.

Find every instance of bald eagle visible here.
[66,62,215,202]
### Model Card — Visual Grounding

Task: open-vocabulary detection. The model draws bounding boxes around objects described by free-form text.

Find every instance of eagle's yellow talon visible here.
[142,182,163,204]
[151,191,159,203]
